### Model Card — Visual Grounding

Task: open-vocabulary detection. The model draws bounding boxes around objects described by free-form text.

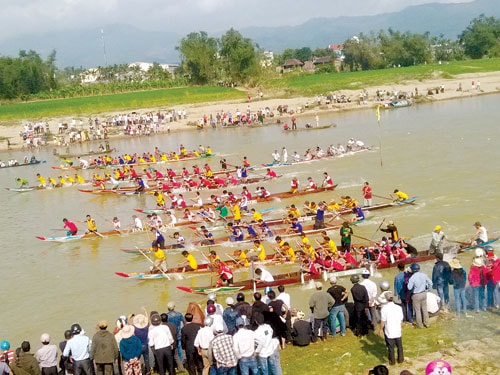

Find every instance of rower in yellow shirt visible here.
[48,177,58,187]
[282,242,297,262]
[300,232,311,247]
[172,152,180,160]
[287,204,301,218]
[67,175,75,184]
[205,146,213,156]
[393,189,409,201]
[160,154,168,162]
[251,208,263,222]
[232,203,241,223]
[253,240,266,261]
[303,243,317,261]
[327,199,340,212]
[181,250,198,272]
[75,174,86,184]
[85,214,98,234]
[236,249,249,267]
[154,191,165,208]
[151,245,167,272]
[36,173,46,187]
[59,176,67,185]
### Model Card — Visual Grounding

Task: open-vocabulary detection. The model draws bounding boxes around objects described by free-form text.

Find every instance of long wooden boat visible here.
[252,185,337,203]
[0,160,44,169]
[35,226,160,242]
[56,148,117,158]
[459,237,499,252]
[176,250,437,293]
[283,124,334,132]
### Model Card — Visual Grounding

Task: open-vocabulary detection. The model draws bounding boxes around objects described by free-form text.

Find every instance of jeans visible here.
[473,286,487,311]
[140,344,151,374]
[385,336,404,365]
[328,305,346,336]
[257,349,282,375]
[267,349,282,375]
[411,292,429,328]
[400,301,413,323]
[214,367,236,375]
[73,359,93,375]
[435,284,449,306]
[312,317,328,342]
[453,287,467,315]
[238,357,259,375]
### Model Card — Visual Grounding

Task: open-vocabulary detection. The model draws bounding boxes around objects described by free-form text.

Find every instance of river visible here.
[0,94,498,345]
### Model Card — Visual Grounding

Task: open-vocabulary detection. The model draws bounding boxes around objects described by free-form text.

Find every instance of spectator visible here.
[291,311,312,347]
[308,282,334,342]
[35,334,58,375]
[431,253,451,311]
[378,292,404,365]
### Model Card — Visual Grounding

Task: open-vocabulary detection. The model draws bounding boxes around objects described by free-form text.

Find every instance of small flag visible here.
[376,105,380,121]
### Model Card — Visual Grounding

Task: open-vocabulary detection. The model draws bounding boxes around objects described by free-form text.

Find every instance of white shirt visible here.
[427,292,441,314]
[35,344,58,367]
[148,324,174,349]
[360,278,378,307]
[259,269,275,282]
[381,302,403,339]
[194,326,214,350]
[134,217,143,229]
[276,292,291,309]
[233,328,256,359]
[254,324,278,358]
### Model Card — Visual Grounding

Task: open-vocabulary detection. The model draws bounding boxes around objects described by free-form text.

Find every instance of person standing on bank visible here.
[326,276,348,337]
[90,320,119,375]
[431,253,451,312]
[309,282,335,342]
[63,324,93,375]
[407,264,433,328]
[378,291,404,366]
[35,334,58,375]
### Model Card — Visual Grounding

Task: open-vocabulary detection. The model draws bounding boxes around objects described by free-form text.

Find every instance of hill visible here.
[0,0,497,68]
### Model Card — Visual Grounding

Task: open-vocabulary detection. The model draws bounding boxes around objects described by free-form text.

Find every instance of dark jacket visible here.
[90,330,119,363]
[181,322,202,354]
[17,352,41,375]
[450,268,467,289]
[291,320,312,346]
[432,260,451,287]
[119,336,142,362]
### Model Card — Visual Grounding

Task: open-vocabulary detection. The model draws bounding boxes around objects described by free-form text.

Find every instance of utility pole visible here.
[101,29,108,66]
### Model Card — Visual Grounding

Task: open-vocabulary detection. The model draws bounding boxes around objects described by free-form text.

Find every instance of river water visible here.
[0,94,498,345]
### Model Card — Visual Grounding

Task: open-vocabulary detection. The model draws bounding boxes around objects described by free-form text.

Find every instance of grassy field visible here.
[0,86,246,121]
[268,58,500,97]
[280,310,499,374]
[0,58,499,122]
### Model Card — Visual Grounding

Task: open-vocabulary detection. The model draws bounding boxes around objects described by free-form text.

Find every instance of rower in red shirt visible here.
[290,177,300,193]
[242,156,251,168]
[192,165,201,175]
[322,172,334,188]
[241,186,252,200]
[306,177,317,190]
[266,168,277,179]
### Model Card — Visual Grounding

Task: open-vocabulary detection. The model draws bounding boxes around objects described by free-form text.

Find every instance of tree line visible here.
[0,15,499,101]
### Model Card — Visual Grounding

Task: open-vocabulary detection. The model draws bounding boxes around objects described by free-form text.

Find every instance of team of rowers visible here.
[69,144,213,169]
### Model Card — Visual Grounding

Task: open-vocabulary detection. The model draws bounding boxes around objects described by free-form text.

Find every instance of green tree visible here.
[343,34,381,71]
[146,63,171,81]
[177,31,219,84]
[219,28,259,83]
[295,47,312,62]
[460,15,500,59]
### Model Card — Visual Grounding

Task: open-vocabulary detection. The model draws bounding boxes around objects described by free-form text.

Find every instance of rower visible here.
[154,191,165,208]
[151,227,166,249]
[172,232,185,248]
[85,214,98,234]
[306,177,317,191]
[15,178,29,188]
[471,221,488,246]
[351,203,365,223]
[322,172,335,188]
[200,229,215,246]
[392,189,409,202]
[132,215,144,229]
[151,245,167,273]
[287,204,301,219]
[271,150,281,163]
[282,242,297,262]
[251,239,266,261]
[112,217,121,231]
[380,221,399,242]
[214,259,233,286]
[254,267,274,284]
[265,168,277,179]
[181,250,198,272]
[290,177,300,194]
[251,208,262,222]
[286,217,303,234]
[63,218,78,236]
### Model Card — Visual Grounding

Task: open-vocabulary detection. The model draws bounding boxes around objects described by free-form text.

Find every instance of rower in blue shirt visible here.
[287,217,303,234]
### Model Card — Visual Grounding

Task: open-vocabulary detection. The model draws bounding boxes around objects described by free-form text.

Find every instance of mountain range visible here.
[0,0,497,69]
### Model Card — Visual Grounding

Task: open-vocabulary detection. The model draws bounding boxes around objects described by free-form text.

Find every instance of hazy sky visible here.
[0,0,473,42]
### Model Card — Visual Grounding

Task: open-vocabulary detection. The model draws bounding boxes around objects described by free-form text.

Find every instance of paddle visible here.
[352,233,378,244]
[136,247,171,280]
[371,218,385,240]
[373,194,393,201]
[90,230,105,238]
[251,259,257,292]
[448,239,469,246]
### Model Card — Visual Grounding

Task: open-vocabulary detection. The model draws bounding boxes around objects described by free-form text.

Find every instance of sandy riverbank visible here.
[1,71,499,153]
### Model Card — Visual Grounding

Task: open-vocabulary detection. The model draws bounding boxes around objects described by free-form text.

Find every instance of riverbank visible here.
[1,70,499,153]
